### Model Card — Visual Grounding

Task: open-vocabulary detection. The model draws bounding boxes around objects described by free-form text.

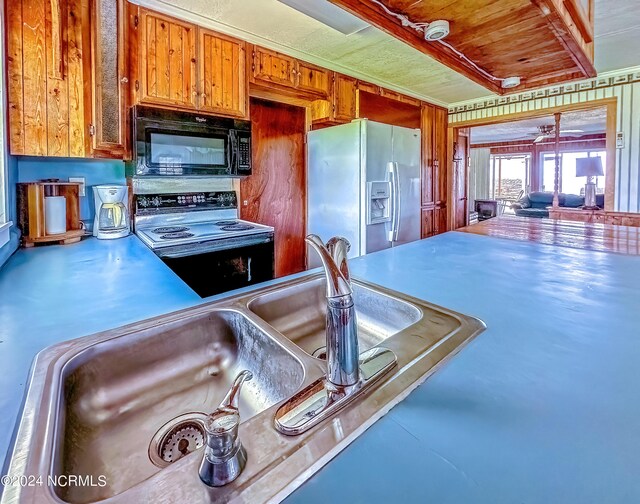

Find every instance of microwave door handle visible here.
[228,131,236,174]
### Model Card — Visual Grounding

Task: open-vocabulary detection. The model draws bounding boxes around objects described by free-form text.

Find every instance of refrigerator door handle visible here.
[387,162,400,242]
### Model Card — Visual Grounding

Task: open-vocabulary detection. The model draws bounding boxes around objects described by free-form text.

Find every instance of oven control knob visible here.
[152,197,161,207]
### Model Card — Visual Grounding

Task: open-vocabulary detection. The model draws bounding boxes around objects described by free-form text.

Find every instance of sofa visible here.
[512,192,605,218]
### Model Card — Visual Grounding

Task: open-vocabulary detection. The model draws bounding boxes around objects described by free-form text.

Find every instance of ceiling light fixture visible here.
[501,76,521,89]
[423,20,449,41]
[369,0,521,90]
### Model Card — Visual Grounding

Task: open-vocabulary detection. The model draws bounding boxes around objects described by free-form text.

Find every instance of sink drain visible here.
[311,346,327,360]
[149,412,208,468]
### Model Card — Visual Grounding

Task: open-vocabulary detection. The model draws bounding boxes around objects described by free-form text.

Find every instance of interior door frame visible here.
[446,97,618,229]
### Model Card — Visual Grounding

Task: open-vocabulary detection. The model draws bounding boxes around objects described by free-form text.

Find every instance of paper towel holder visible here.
[17,181,85,247]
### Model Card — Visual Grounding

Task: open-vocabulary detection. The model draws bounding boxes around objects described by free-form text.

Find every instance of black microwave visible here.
[130,106,252,177]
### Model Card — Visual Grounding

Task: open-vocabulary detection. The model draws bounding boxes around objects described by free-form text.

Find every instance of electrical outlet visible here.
[69,177,86,196]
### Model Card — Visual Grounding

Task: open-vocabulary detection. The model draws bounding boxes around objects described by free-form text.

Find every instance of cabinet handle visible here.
[121,77,129,84]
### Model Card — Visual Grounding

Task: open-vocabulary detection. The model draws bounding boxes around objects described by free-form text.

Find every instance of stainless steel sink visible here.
[2,273,484,504]
[247,276,424,357]
[52,309,304,503]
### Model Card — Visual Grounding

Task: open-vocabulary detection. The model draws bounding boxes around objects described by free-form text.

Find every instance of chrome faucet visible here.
[306,235,360,387]
[274,236,397,436]
[199,370,252,487]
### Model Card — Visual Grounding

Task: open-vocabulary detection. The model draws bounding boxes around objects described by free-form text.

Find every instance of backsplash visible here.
[17,157,126,227]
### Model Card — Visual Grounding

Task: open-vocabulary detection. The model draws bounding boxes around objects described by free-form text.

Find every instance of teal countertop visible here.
[1,233,640,503]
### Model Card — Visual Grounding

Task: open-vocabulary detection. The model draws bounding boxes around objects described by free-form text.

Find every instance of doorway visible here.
[448,99,616,228]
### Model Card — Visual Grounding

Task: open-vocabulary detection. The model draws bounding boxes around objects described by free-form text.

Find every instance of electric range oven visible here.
[134,191,274,297]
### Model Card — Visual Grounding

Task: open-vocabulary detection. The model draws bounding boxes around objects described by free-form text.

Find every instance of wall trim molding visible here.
[448,66,640,116]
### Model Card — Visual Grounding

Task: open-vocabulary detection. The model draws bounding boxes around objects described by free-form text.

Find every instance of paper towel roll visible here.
[45,196,67,235]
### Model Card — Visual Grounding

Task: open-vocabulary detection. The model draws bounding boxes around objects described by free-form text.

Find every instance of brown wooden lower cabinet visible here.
[421,205,448,238]
[421,207,434,238]
[435,206,448,234]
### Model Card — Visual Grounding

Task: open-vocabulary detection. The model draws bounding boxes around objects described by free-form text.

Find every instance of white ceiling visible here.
[147,0,640,105]
[593,0,640,72]
[470,107,608,144]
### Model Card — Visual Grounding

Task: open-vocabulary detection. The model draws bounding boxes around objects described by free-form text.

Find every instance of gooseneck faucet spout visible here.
[306,235,360,387]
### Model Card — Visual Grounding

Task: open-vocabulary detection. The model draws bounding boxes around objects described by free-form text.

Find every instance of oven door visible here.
[160,236,275,298]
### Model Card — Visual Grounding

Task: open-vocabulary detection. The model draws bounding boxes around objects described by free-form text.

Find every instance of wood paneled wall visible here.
[240,99,306,277]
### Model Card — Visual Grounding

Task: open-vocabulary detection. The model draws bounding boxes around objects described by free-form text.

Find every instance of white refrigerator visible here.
[307,119,421,264]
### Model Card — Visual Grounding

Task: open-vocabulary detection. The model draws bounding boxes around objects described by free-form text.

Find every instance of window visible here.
[541,150,606,194]
[490,154,530,200]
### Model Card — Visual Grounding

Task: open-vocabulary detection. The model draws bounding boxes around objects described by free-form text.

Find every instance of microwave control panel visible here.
[238,136,251,170]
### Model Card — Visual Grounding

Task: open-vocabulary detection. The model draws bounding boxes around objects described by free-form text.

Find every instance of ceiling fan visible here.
[531,124,585,143]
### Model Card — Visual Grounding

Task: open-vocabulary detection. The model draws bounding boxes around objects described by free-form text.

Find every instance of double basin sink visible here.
[2,274,484,504]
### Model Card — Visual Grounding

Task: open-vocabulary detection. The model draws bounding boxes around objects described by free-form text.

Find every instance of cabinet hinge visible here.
[88,124,96,136]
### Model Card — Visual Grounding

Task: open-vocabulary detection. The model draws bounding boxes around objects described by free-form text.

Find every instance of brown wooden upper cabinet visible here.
[310,73,357,125]
[135,9,197,109]
[251,46,297,89]
[198,29,248,118]
[333,74,357,122]
[131,7,248,118]
[296,61,331,97]
[7,0,129,158]
[91,0,128,158]
[250,46,331,98]
[420,103,448,206]
[434,106,447,206]
[7,0,92,157]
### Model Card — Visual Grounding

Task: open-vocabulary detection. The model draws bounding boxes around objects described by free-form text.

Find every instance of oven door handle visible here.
[247,256,252,282]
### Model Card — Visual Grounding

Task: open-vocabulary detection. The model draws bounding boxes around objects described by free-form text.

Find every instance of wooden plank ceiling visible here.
[328,0,597,94]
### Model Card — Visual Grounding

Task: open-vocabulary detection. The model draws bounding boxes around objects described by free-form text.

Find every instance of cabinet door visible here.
[7,0,91,157]
[333,74,357,122]
[251,46,297,88]
[421,207,435,238]
[434,206,448,235]
[90,0,127,157]
[138,9,197,109]
[434,106,448,204]
[296,61,330,97]
[198,29,248,118]
[421,104,435,205]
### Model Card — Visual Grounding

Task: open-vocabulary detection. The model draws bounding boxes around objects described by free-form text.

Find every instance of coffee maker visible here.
[93,185,130,239]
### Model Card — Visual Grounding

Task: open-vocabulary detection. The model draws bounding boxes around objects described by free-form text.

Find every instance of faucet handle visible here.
[199,370,252,487]
[326,237,351,285]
